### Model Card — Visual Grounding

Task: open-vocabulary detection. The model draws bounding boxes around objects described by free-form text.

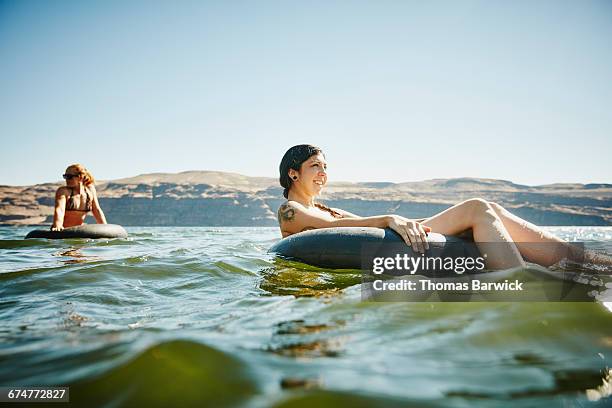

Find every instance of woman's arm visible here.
[278,202,387,230]
[333,208,424,222]
[51,188,67,231]
[90,186,107,224]
[331,207,360,218]
[279,202,431,253]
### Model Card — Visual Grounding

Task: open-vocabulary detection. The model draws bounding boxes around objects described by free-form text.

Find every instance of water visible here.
[1,226,612,407]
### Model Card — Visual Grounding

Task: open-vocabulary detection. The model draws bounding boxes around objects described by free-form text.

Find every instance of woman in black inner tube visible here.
[51,163,107,231]
[276,144,608,270]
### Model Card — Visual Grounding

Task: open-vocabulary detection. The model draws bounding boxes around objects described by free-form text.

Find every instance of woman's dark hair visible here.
[279,144,322,199]
[279,144,342,218]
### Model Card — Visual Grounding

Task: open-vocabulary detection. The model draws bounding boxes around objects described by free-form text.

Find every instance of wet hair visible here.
[278,145,342,218]
[66,164,95,186]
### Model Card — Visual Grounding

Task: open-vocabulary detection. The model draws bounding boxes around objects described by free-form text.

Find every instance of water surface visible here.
[1,226,611,407]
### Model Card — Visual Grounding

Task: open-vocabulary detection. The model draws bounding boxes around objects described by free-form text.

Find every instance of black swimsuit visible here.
[66,187,92,212]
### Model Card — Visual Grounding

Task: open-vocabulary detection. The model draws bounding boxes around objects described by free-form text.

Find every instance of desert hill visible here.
[1,171,610,226]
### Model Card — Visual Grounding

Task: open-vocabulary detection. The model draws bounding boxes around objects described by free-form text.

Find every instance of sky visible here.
[0,0,611,186]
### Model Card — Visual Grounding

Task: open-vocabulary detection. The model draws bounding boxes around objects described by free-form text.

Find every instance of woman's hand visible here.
[386,215,431,253]
[51,225,64,232]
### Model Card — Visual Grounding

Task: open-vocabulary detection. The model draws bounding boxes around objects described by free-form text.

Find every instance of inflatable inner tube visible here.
[25,224,128,239]
[268,227,481,276]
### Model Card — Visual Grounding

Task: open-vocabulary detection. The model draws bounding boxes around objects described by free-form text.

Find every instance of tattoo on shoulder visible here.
[277,203,296,223]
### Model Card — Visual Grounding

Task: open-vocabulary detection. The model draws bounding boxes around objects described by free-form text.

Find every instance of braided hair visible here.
[314,202,343,219]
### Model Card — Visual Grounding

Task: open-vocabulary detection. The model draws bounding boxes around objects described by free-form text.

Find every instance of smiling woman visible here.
[274,145,604,271]
[277,145,349,234]
[276,144,431,248]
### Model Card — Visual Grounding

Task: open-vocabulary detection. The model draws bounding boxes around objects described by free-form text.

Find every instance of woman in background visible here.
[51,164,107,231]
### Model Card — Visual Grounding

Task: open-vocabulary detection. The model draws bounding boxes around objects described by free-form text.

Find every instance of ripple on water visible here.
[68,340,259,407]
[1,226,612,407]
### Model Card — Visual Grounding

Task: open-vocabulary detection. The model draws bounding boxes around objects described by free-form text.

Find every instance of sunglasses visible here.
[62,173,80,180]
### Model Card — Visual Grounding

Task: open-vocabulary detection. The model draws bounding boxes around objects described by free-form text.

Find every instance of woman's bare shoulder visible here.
[55,186,69,196]
[278,202,320,237]
[277,200,303,223]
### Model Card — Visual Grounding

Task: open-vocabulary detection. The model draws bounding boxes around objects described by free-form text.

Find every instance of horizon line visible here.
[1,169,611,189]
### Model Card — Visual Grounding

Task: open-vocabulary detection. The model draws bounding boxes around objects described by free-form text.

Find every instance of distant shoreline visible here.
[1,171,610,226]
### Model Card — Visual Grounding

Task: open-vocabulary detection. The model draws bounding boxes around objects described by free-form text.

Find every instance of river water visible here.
[1,226,611,407]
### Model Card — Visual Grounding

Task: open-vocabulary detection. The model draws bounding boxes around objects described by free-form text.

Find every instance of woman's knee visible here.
[461,198,490,211]
[461,198,496,221]
[488,201,506,217]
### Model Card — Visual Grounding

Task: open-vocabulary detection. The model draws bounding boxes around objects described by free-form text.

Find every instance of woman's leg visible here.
[486,202,575,266]
[420,198,526,270]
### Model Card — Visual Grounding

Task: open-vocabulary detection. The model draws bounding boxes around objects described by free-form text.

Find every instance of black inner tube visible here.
[25,224,128,239]
[268,227,480,276]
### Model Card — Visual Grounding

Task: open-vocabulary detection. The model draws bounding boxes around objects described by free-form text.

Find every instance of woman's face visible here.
[295,153,327,196]
[63,168,82,187]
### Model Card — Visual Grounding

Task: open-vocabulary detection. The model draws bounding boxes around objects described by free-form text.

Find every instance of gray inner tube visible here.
[25,224,128,239]
[268,227,481,276]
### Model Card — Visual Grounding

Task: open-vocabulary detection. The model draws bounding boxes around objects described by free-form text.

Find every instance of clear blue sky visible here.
[1,0,611,186]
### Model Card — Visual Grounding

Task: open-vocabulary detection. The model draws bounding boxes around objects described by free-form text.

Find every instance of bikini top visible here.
[66,187,92,212]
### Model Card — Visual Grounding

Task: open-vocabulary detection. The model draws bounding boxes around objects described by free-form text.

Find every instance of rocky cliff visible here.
[1,171,610,226]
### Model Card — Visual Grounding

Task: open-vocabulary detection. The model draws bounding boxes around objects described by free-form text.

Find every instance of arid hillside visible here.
[1,171,610,226]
